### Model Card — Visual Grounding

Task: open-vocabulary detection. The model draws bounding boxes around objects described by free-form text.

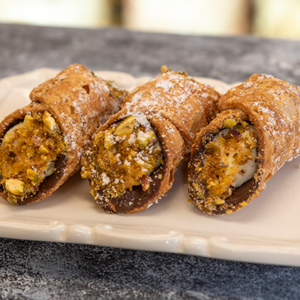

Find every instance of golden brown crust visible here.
[0,64,125,205]
[189,74,300,215]
[85,69,221,213]
[94,115,186,214]
[121,70,220,154]
[29,64,124,177]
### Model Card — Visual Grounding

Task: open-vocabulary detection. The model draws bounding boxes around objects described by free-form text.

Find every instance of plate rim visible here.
[0,68,299,268]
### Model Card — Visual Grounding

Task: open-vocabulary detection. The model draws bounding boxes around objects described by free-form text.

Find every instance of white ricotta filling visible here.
[212,126,257,189]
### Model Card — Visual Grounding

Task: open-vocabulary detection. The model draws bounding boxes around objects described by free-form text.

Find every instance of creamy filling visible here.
[0,111,67,203]
[81,115,164,200]
[211,126,257,188]
[192,120,258,210]
[4,124,56,179]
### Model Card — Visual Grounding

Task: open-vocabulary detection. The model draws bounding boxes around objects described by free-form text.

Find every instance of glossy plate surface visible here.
[0,69,299,267]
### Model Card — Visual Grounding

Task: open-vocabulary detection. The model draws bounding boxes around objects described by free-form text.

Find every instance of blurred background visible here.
[1,0,300,39]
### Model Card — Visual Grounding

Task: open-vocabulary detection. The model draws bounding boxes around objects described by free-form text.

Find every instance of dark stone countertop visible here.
[1,23,300,300]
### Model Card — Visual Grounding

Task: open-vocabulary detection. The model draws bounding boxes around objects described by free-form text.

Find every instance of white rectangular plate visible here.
[0,69,299,267]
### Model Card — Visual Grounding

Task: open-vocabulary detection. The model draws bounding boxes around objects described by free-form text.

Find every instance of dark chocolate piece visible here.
[96,165,165,214]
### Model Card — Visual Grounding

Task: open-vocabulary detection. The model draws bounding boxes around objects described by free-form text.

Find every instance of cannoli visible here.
[188,74,300,215]
[0,64,127,205]
[81,67,221,214]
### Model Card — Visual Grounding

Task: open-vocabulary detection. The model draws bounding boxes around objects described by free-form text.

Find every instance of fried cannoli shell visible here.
[83,68,221,214]
[93,113,185,213]
[189,74,300,215]
[121,69,221,154]
[0,64,126,205]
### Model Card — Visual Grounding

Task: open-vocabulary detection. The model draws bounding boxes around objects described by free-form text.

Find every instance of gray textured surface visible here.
[1,23,300,299]
[1,23,300,84]
[2,239,300,300]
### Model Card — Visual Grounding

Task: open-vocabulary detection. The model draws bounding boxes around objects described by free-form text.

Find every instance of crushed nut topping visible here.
[193,120,258,210]
[0,111,67,204]
[81,116,164,199]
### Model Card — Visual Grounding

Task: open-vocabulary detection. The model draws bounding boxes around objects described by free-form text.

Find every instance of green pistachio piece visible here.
[5,179,25,196]
[136,131,155,148]
[114,116,136,137]
[24,115,35,131]
[43,111,57,132]
[223,119,237,128]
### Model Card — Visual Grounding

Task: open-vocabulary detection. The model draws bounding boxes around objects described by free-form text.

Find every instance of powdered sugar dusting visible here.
[29,64,126,178]
[243,82,253,89]
[101,173,110,185]
[156,80,174,92]
[225,73,300,191]
[122,70,219,146]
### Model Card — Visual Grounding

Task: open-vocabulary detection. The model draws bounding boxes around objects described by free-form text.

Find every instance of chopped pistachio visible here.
[43,111,57,131]
[39,145,49,154]
[27,169,40,184]
[223,119,237,128]
[104,132,114,149]
[214,199,225,205]
[161,65,168,73]
[26,148,35,158]
[7,197,18,205]
[197,192,204,199]
[81,170,89,179]
[114,116,136,137]
[24,115,35,131]
[240,120,249,129]
[3,132,14,144]
[217,136,226,146]
[193,122,257,210]
[136,131,155,149]
[45,139,55,148]
[90,189,97,198]
[204,141,219,155]
[227,187,233,196]
[5,179,25,196]
[0,111,67,203]
[136,159,145,166]
[81,117,163,199]
[140,175,150,191]
[94,131,104,145]
[41,155,48,161]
